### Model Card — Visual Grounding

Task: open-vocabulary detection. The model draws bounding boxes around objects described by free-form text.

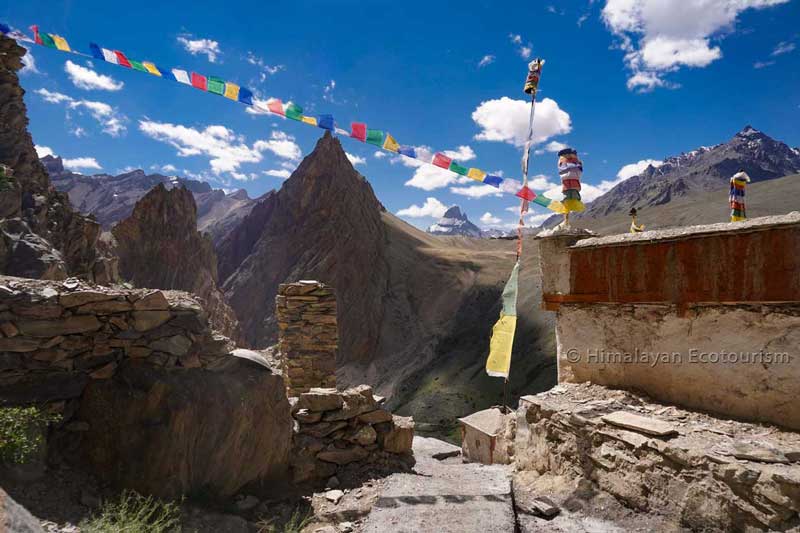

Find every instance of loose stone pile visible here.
[291,386,414,484]
[0,274,235,404]
[276,281,337,395]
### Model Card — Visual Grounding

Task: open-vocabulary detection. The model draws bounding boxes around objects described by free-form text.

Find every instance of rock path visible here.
[361,437,515,533]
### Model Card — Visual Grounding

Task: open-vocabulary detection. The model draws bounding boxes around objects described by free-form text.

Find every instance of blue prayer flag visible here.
[89,43,104,60]
[238,87,254,105]
[398,146,416,158]
[317,114,334,131]
[484,175,503,188]
[158,66,177,82]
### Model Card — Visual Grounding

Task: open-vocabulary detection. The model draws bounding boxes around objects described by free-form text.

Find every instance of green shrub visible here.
[0,406,60,464]
[256,507,312,533]
[80,490,181,533]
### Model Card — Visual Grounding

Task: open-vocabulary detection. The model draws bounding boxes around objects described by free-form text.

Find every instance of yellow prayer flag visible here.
[467,168,487,182]
[485,314,517,378]
[142,62,161,76]
[224,82,240,101]
[51,35,70,52]
[548,200,567,214]
[301,116,318,126]
[383,133,399,152]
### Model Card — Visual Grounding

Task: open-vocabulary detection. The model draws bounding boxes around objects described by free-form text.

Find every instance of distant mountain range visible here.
[427,206,482,238]
[544,126,800,227]
[43,155,261,245]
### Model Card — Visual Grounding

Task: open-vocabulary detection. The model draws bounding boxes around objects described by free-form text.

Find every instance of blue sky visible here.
[4,0,799,230]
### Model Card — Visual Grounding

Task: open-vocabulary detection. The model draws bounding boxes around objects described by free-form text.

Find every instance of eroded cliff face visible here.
[111,184,240,340]
[219,132,389,357]
[0,35,115,283]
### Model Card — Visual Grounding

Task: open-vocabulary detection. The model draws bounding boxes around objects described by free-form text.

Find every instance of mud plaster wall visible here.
[539,214,800,430]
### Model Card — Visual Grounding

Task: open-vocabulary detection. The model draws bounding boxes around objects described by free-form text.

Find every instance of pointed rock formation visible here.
[218,132,387,354]
[0,35,116,282]
[112,184,239,339]
[427,206,482,237]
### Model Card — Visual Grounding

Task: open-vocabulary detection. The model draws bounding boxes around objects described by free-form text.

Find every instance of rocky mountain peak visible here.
[40,155,64,176]
[228,189,250,201]
[428,205,482,238]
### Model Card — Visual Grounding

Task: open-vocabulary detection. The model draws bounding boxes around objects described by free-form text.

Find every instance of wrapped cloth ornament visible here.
[557,148,585,213]
[729,171,750,222]
[523,58,544,95]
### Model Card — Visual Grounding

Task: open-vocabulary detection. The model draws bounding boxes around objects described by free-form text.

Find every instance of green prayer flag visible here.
[366,129,385,146]
[449,162,469,176]
[130,60,147,72]
[286,103,303,121]
[40,33,56,48]
[207,76,225,95]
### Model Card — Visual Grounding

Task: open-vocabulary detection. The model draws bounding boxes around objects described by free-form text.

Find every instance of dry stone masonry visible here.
[0,274,235,405]
[276,281,338,395]
[291,386,414,484]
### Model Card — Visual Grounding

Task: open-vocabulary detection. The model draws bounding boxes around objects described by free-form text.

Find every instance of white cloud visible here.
[345,152,366,166]
[64,60,123,91]
[405,166,458,191]
[323,80,336,102]
[478,55,495,67]
[264,169,291,179]
[35,89,127,136]
[602,0,790,91]
[534,140,569,155]
[35,145,54,158]
[753,60,775,69]
[508,33,533,59]
[20,45,38,74]
[139,120,300,178]
[396,197,448,218]
[472,96,571,147]
[373,151,387,159]
[62,157,101,171]
[616,158,663,180]
[772,40,795,56]
[450,184,504,198]
[71,126,87,137]
[480,212,501,225]
[246,52,284,81]
[443,145,476,161]
[177,35,221,63]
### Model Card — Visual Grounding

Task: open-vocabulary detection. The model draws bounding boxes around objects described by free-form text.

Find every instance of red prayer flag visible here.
[267,99,285,116]
[516,186,537,201]
[30,25,42,45]
[432,153,452,169]
[114,51,132,68]
[191,73,207,91]
[351,122,367,142]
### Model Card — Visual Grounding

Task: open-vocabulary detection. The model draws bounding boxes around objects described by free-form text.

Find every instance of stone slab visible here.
[601,411,678,437]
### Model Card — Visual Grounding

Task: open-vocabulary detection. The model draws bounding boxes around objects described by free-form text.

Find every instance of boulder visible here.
[322,386,378,422]
[0,487,45,533]
[77,357,293,499]
[298,388,344,412]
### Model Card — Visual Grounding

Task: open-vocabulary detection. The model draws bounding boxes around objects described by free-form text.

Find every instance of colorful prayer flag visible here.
[172,69,190,84]
[30,25,42,45]
[130,60,147,72]
[301,116,318,126]
[449,162,469,176]
[317,114,335,131]
[532,195,551,208]
[516,186,536,202]
[467,168,487,182]
[143,62,161,76]
[267,99,285,115]
[207,76,225,95]
[351,123,367,142]
[486,262,520,378]
[114,51,132,68]
[285,103,303,121]
[191,72,207,90]
[238,87,254,105]
[158,66,176,81]
[223,82,240,101]
[40,33,56,48]
[366,129,385,147]
[334,127,350,137]
[101,48,118,64]
[383,133,399,152]
[398,146,416,158]
[432,153,452,169]
[484,175,503,188]
[51,35,70,52]
[89,43,104,60]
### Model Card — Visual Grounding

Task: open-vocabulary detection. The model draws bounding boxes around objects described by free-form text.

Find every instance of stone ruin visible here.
[290,386,414,484]
[276,281,338,396]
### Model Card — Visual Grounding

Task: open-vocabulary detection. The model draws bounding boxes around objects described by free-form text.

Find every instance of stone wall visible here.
[536,213,800,430]
[0,274,293,499]
[276,281,337,395]
[515,383,800,531]
[291,386,414,484]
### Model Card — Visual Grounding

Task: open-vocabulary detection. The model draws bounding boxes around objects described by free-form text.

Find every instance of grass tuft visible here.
[79,490,181,533]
